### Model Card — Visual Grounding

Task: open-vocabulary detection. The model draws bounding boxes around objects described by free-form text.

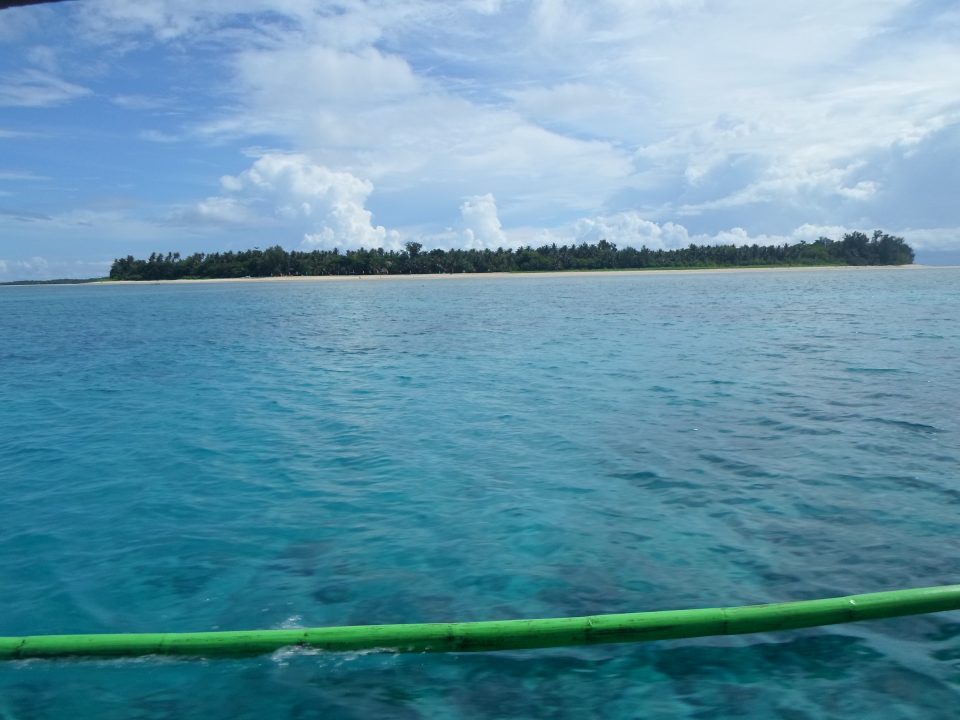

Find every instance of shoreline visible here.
[94,264,930,286]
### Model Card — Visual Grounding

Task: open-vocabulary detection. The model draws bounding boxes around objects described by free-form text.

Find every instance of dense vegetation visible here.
[109,230,914,280]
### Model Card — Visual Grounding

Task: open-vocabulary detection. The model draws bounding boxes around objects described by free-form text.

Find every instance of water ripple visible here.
[2,269,960,718]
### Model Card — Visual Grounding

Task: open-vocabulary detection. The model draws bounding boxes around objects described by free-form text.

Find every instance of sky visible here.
[1,0,959,279]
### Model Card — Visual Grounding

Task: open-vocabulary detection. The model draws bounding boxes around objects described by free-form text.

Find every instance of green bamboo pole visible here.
[2,585,959,660]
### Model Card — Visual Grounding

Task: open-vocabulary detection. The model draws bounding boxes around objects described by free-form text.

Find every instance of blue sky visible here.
[1,0,959,279]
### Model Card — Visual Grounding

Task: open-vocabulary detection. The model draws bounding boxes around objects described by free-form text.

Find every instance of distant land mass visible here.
[106,230,913,281]
[0,278,103,286]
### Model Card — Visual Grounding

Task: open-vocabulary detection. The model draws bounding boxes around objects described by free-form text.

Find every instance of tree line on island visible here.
[109,230,914,280]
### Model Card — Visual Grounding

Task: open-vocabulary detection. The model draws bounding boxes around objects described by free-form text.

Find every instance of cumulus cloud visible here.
[565,212,692,250]
[211,153,400,249]
[531,213,901,253]
[460,193,508,249]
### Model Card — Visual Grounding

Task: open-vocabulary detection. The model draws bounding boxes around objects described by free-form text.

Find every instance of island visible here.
[108,231,914,281]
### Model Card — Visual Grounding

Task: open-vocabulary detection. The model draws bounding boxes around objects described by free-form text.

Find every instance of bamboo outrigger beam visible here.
[3,585,958,660]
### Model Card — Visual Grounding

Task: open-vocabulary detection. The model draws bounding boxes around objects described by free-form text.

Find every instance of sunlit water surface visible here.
[2,268,959,718]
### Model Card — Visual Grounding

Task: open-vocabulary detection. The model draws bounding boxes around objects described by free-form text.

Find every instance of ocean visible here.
[2,267,959,718]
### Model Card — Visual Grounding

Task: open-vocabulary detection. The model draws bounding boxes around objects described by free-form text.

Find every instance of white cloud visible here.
[894,227,960,252]
[74,0,209,43]
[676,160,880,214]
[564,212,691,250]
[838,181,880,200]
[192,29,635,222]
[509,2,959,217]
[460,193,508,249]
[169,0,955,237]
[71,0,422,51]
[0,69,90,107]
[527,214,908,252]
[214,153,400,250]
[235,45,421,110]
[189,196,252,225]
[788,224,852,243]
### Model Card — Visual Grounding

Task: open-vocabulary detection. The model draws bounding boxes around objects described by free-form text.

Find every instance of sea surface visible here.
[2,267,959,719]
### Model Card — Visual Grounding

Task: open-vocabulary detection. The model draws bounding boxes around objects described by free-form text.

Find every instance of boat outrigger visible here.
[3,584,959,660]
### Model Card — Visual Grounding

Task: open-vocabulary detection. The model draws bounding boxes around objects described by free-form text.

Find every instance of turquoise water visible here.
[2,268,960,718]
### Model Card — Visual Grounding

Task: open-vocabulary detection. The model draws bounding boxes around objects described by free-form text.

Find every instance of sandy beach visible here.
[96,264,930,286]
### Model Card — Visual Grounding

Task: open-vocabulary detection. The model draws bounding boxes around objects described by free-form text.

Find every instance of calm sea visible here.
[2,268,959,719]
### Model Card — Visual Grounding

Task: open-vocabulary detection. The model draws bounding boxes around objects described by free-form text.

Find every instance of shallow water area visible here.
[2,267,960,718]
